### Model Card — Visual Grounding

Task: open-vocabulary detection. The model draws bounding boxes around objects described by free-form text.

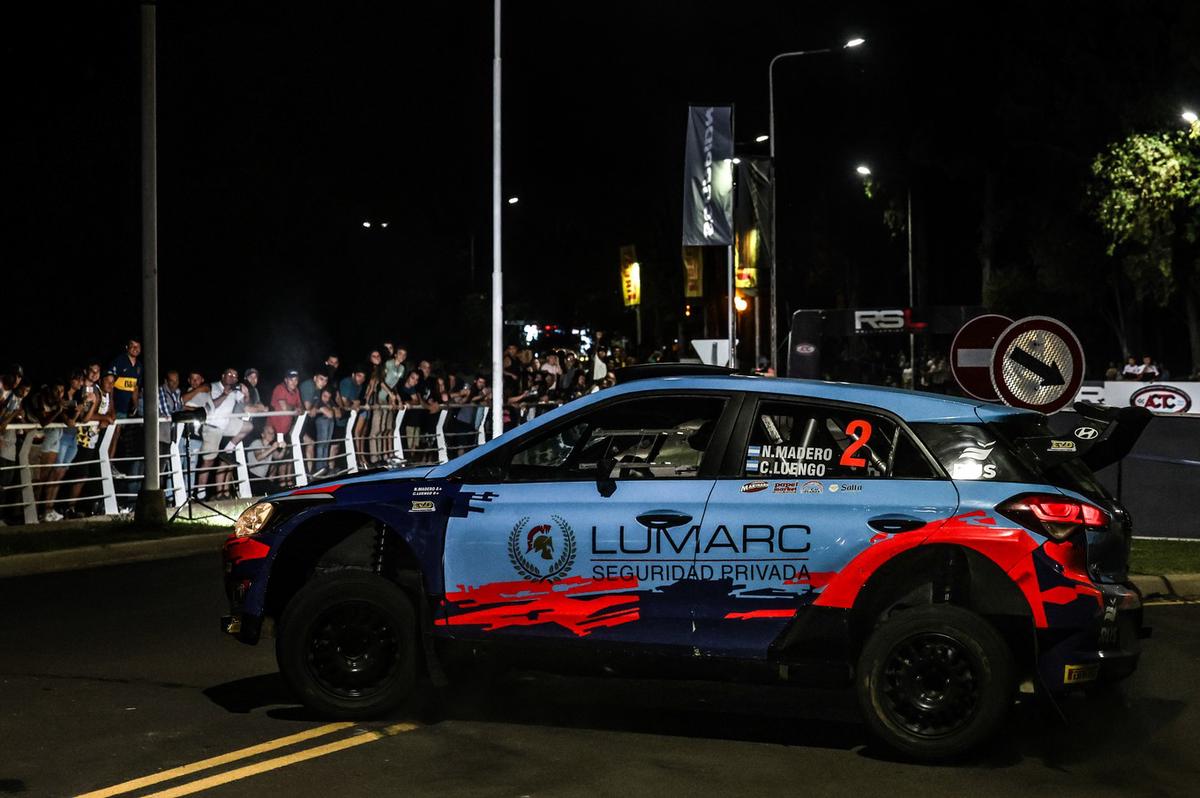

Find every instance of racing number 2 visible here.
[839,419,873,468]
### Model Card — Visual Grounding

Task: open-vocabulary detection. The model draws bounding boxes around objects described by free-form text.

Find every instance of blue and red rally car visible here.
[222,366,1150,759]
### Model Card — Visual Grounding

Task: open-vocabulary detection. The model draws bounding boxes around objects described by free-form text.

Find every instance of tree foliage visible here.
[1090,123,1200,304]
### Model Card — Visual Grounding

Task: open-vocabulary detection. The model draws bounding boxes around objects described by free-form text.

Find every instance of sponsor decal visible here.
[741,480,769,493]
[1074,426,1099,440]
[773,481,798,494]
[412,485,442,497]
[748,443,832,477]
[1063,663,1101,685]
[949,442,998,480]
[410,500,436,512]
[508,515,577,582]
[1048,440,1077,452]
[795,342,817,355]
[801,480,822,494]
[828,483,862,494]
[1130,384,1193,414]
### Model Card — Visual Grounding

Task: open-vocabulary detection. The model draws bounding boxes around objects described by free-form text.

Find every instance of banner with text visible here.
[682,105,734,246]
[682,247,704,298]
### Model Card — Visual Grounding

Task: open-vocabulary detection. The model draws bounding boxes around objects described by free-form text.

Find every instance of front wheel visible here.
[856,604,1014,760]
[276,570,417,718]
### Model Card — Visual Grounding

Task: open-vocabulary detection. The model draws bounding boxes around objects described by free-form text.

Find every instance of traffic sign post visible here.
[950,314,1012,400]
[989,315,1085,413]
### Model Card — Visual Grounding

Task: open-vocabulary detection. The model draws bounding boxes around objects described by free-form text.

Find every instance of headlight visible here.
[233,502,275,538]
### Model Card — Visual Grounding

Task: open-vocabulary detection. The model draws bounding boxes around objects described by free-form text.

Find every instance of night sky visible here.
[6,1,1200,384]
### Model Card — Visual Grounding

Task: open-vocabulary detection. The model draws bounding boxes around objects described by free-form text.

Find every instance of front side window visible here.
[745,400,936,479]
[494,395,727,482]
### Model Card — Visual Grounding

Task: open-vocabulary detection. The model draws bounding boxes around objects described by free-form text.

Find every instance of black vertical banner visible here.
[682,105,734,246]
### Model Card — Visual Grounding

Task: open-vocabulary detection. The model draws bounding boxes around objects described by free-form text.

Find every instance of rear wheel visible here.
[856,604,1013,760]
[276,570,417,718]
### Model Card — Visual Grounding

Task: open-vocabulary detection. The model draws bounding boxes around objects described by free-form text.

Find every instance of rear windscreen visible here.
[912,417,1110,502]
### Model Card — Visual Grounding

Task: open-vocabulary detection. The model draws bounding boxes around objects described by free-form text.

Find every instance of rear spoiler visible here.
[1014,401,1152,471]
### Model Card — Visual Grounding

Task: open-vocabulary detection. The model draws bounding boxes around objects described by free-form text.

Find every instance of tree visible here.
[1091,122,1200,376]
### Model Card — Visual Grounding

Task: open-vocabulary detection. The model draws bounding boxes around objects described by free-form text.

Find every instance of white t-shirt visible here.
[207,382,246,434]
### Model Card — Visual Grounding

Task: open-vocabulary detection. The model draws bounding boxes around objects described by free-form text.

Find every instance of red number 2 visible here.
[839,419,873,468]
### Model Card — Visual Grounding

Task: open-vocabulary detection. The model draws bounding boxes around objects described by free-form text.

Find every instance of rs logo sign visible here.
[854,310,906,331]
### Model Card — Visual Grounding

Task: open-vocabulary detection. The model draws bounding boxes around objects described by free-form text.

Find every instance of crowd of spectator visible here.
[1105,355,1167,381]
[1,338,628,524]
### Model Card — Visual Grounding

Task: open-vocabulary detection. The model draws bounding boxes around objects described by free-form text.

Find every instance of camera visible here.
[171,406,208,424]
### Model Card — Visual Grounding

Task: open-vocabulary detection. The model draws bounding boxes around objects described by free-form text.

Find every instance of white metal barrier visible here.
[0,401,562,526]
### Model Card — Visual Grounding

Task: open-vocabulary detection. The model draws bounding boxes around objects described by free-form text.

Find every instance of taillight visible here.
[997,493,1109,540]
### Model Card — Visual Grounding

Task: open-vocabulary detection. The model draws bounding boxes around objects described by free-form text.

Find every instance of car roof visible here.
[426,375,1034,479]
[603,375,1034,423]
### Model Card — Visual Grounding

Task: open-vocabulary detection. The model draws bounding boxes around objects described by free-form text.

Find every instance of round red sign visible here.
[950,314,1013,400]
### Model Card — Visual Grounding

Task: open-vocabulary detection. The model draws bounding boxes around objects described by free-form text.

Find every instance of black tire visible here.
[856,604,1014,761]
[276,570,417,719]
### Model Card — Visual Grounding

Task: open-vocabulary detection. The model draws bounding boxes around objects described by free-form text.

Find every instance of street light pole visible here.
[135,0,164,524]
[907,187,915,388]
[491,0,503,440]
[767,38,864,376]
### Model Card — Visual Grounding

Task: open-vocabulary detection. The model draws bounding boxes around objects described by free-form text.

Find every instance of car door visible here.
[440,392,736,652]
[695,396,959,659]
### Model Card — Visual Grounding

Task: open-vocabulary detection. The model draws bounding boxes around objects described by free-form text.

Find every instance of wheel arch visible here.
[848,543,1036,668]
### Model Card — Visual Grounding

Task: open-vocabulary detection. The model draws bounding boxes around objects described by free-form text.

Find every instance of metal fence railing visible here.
[0,401,561,526]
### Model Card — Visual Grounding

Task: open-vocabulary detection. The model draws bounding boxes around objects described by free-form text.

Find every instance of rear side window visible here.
[746,401,937,479]
[912,423,1033,482]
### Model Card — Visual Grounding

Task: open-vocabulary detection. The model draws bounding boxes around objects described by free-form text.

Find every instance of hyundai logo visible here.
[1074,426,1099,440]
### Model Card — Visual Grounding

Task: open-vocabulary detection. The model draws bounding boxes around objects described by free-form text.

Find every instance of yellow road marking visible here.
[1146,598,1200,606]
[76,722,354,798]
[141,723,419,798]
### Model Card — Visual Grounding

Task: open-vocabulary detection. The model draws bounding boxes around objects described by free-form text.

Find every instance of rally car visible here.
[221,365,1150,759]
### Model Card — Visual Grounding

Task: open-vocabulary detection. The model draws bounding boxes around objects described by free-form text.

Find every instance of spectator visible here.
[1139,355,1160,382]
[398,369,427,462]
[1120,356,1140,380]
[41,371,85,522]
[107,339,143,460]
[27,380,67,511]
[340,365,368,463]
[323,353,341,381]
[196,368,246,499]
[269,370,302,486]
[541,352,563,377]
[300,369,331,475]
[1,368,26,524]
[1104,361,1120,381]
[245,425,286,495]
[63,369,116,518]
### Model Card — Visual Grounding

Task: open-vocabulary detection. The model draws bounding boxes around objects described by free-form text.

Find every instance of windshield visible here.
[912,417,1111,502]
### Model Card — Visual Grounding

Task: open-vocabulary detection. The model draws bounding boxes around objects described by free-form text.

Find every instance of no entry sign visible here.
[950,314,1012,400]
[989,316,1085,413]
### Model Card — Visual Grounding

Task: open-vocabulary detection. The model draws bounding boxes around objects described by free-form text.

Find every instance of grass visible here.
[0,519,225,557]
[1130,538,1200,575]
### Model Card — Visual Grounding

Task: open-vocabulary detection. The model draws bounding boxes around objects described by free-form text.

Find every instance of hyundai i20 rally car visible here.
[221,365,1151,759]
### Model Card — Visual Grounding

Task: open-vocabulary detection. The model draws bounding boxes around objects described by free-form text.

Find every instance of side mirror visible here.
[596,458,617,498]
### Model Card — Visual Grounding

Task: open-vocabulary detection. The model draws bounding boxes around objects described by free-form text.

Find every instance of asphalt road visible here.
[1,553,1198,798]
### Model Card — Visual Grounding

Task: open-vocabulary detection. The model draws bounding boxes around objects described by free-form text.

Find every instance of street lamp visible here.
[507,196,519,205]
[754,134,770,143]
[1183,110,1198,124]
[734,294,749,313]
[855,163,916,389]
[767,36,865,375]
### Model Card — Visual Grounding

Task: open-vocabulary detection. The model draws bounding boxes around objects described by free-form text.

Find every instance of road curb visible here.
[0,532,228,579]
[1131,573,1200,600]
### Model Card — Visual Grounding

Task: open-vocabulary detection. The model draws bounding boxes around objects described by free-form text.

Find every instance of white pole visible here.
[490,0,504,440]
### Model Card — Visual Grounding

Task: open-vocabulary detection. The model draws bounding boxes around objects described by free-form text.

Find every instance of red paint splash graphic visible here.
[436,575,640,636]
[723,609,797,620]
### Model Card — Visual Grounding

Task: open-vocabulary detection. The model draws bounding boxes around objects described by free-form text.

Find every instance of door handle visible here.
[636,510,693,529]
[867,516,926,534]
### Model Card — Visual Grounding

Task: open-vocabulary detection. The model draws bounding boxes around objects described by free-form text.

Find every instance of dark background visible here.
[5,1,1200,384]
